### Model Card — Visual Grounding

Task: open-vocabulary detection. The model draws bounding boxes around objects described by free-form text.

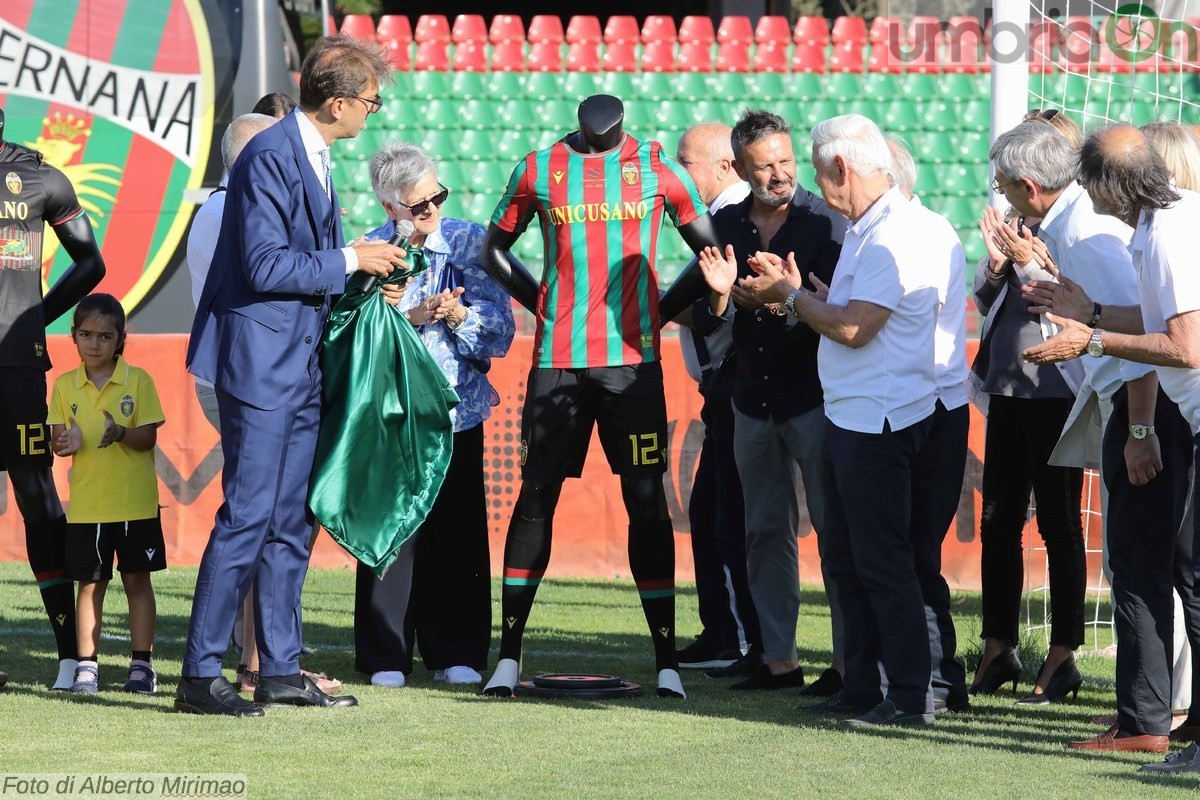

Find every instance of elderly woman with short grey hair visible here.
[352,141,515,689]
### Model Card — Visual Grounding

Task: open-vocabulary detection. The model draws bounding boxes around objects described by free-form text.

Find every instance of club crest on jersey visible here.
[5,172,21,194]
[621,162,639,185]
[120,394,135,418]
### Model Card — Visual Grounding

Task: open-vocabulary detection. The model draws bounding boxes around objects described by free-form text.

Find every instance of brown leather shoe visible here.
[302,670,342,695]
[0,670,8,687]
[1069,726,1169,753]
[1171,724,1200,743]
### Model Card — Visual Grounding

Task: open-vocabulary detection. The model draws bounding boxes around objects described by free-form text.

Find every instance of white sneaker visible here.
[434,666,483,684]
[370,670,406,688]
[51,658,79,691]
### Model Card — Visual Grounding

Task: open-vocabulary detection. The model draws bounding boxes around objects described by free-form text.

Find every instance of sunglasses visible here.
[396,185,450,217]
[1023,108,1060,122]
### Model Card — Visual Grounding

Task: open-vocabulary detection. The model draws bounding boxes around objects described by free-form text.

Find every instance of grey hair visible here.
[989,122,1078,192]
[1080,125,1181,222]
[369,141,438,204]
[810,114,892,176]
[886,136,918,197]
[730,109,791,161]
[221,113,276,172]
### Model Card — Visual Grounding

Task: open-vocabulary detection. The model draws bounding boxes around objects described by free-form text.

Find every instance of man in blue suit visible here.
[176,36,409,716]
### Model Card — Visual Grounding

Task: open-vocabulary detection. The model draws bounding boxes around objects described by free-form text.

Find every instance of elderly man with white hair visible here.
[708,114,959,726]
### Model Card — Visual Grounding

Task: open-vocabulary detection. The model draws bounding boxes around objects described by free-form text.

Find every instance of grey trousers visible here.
[733,404,839,662]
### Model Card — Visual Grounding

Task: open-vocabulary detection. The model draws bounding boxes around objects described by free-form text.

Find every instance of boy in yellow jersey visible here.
[48,294,165,695]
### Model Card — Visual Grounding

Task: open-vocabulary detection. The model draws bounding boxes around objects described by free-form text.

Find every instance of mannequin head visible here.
[572,95,624,153]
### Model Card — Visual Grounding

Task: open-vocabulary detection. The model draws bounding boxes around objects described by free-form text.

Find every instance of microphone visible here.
[355,219,415,293]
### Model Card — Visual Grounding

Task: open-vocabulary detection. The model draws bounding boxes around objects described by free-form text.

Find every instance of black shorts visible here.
[65,515,167,581]
[520,362,669,482]
[0,367,53,472]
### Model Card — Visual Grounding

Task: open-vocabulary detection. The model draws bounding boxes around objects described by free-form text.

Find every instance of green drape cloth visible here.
[310,251,459,577]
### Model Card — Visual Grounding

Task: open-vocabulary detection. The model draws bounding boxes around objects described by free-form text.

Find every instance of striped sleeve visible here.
[491,154,537,234]
[653,145,705,228]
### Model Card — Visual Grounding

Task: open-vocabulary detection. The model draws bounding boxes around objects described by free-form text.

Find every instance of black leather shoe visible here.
[933,694,972,715]
[254,674,358,708]
[175,676,264,717]
[798,668,844,697]
[797,691,877,717]
[730,664,805,691]
[968,648,1022,696]
[1016,657,1082,705]
[845,699,934,727]
[705,650,762,679]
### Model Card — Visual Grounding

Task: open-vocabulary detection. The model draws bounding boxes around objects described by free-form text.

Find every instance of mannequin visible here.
[480,96,719,700]
[0,107,107,688]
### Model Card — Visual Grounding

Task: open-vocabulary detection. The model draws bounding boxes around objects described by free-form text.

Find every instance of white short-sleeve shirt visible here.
[819,186,944,433]
[911,195,968,410]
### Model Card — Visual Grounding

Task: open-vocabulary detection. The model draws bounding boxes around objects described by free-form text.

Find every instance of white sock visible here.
[51,658,79,691]
[370,670,406,688]
[657,668,686,699]
[483,658,520,695]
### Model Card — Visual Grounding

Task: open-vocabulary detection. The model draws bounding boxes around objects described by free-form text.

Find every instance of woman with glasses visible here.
[352,142,515,689]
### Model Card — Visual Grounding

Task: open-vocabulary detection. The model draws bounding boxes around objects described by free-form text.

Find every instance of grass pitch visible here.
[0,562,1195,799]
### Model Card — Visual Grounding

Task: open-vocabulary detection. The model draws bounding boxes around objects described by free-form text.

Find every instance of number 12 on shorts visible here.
[628,433,660,466]
[17,423,47,455]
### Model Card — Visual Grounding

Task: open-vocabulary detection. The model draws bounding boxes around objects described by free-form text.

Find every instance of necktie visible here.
[319,148,332,200]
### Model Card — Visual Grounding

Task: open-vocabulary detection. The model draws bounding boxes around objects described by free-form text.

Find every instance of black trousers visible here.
[979,395,1085,648]
[822,415,934,713]
[354,424,492,674]
[1105,386,1195,736]
[688,362,760,651]
[911,401,970,703]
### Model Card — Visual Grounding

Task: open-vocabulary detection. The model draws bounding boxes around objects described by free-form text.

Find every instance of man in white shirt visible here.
[1027,125,1200,764]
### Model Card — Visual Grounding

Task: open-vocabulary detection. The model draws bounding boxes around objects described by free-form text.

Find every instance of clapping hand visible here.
[408,287,465,326]
[734,251,800,308]
[53,417,81,456]
[98,410,123,448]
[991,217,1036,265]
[697,245,738,296]
[1022,313,1092,364]
[1022,266,1095,323]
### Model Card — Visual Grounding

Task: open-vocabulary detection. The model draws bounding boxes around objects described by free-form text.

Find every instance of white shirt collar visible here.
[847,185,903,237]
[292,108,327,157]
[708,182,750,214]
[1037,180,1083,237]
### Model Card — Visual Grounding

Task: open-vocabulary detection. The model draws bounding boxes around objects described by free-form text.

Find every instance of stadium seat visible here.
[868,16,901,44]
[829,41,866,72]
[793,16,830,45]
[413,41,449,71]
[491,40,527,71]
[464,160,508,193]
[755,16,791,44]
[844,99,881,120]
[654,100,695,131]
[488,71,526,101]
[822,72,861,102]
[539,99,579,129]
[459,98,498,130]
[1059,19,1096,68]
[679,16,716,45]
[336,159,373,193]
[641,41,676,72]
[566,15,602,44]
[522,71,563,102]
[453,41,488,72]
[381,40,410,71]
[752,42,789,72]
[528,15,564,44]
[436,161,466,191]
[527,42,563,72]
[642,15,677,43]
[899,73,938,99]
[604,15,640,44]
[340,128,383,159]
[935,72,974,101]
[746,71,787,100]
[944,29,982,73]
[465,192,498,223]
[955,132,988,164]
[562,71,603,97]
[798,100,840,129]
[717,16,754,45]
[832,16,868,44]
[672,72,710,101]
[677,42,713,72]
[340,14,376,42]
[409,71,448,101]
[932,196,979,230]
[638,71,675,101]
[603,42,639,72]
[459,129,499,161]
[908,39,942,73]
[376,15,413,47]
[867,41,904,73]
[416,129,458,160]
[415,14,451,43]
[959,99,990,132]
[908,15,941,46]
[490,14,525,43]
[450,71,489,99]
[881,99,921,132]
[451,14,487,44]
[788,72,824,101]
[716,42,751,72]
[791,42,827,73]
[495,98,533,130]
[425,98,464,130]
[566,42,601,72]
[911,131,957,164]
[921,100,957,132]
[709,72,749,102]
[598,71,639,97]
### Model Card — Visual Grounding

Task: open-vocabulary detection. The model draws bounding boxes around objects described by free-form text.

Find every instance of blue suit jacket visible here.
[187,113,346,411]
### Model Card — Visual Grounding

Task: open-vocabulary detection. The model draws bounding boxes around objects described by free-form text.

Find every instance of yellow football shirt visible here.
[48,356,165,524]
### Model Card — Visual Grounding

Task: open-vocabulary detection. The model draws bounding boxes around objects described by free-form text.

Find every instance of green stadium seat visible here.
[435,160,466,190]
[561,72,603,100]
[464,160,508,193]
[416,129,458,160]
[959,100,989,132]
[453,129,491,162]
[857,72,895,102]
[346,191,379,221]
[598,72,639,97]
[936,72,977,101]
[622,100,658,130]
[496,99,536,130]
[881,100,921,133]
[928,195,978,230]
[673,72,712,101]
[338,128,382,160]
[1132,71,1182,101]
[822,72,862,102]
[962,233,986,266]
[409,71,449,101]
[522,71,561,101]
[422,98,460,130]
[911,131,958,164]
[638,71,676,102]
[438,190,466,221]
[494,130,537,162]
[538,99,578,130]
[450,71,489,100]
[463,192,499,223]
[786,72,824,101]
[655,100,699,131]
[934,163,986,198]
[843,99,881,120]
[746,72,788,100]
[956,132,988,164]
[459,98,499,130]
[795,160,817,189]
[709,72,751,102]
[899,73,938,100]
[1181,101,1200,126]
[798,100,840,129]
[336,159,374,193]
[921,100,958,132]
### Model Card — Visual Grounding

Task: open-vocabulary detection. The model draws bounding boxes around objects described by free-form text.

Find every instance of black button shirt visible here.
[696,187,845,422]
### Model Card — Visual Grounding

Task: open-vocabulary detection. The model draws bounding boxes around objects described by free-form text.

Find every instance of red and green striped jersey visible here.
[492,133,705,369]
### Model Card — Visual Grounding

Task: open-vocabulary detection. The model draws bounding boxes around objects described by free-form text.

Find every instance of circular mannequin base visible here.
[514,673,643,699]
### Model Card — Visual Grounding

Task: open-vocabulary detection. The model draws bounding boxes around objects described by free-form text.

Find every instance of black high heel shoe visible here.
[1016,656,1082,705]
[968,648,1022,696]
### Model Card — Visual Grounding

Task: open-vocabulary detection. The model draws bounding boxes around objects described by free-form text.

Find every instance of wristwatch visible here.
[1086,328,1104,358]
[784,289,803,319]
[1129,424,1156,440]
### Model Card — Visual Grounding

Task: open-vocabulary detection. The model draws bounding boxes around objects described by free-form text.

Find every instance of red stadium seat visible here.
[527,41,563,71]
[642,15,677,43]
[947,15,983,38]
[793,16,830,45]
[340,14,376,42]
[715,41,751,72]
[567,15,602,44]
[830,40,866,72]
[528,15,565,44]
[602,41,638,71]
[676,41,713,71]
[679,16,715,45]
[909,31,942,73]
[491,40,526,71]
[755,15,791,44]
[1096,41,1133,73]
[451,14,487,44]
[566,41,601,71]
[1028,19,1058,64]
[752,41,788,72]
[452,41,487,72]
[376,15,412,47]
[415,14,451,43]
[868,16,901,44]
[641,41,676,72]
[1059,19,1096,68]
[490,14,525,43]
[867,40,903,73]
[381,39,409,71]
[604,15,640,44]
[717,16,754,45]
[833,16,868,44]
[909,15,941,46]
[944,29,982,73]
[413,41,449,71]
[791,42,827,73]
